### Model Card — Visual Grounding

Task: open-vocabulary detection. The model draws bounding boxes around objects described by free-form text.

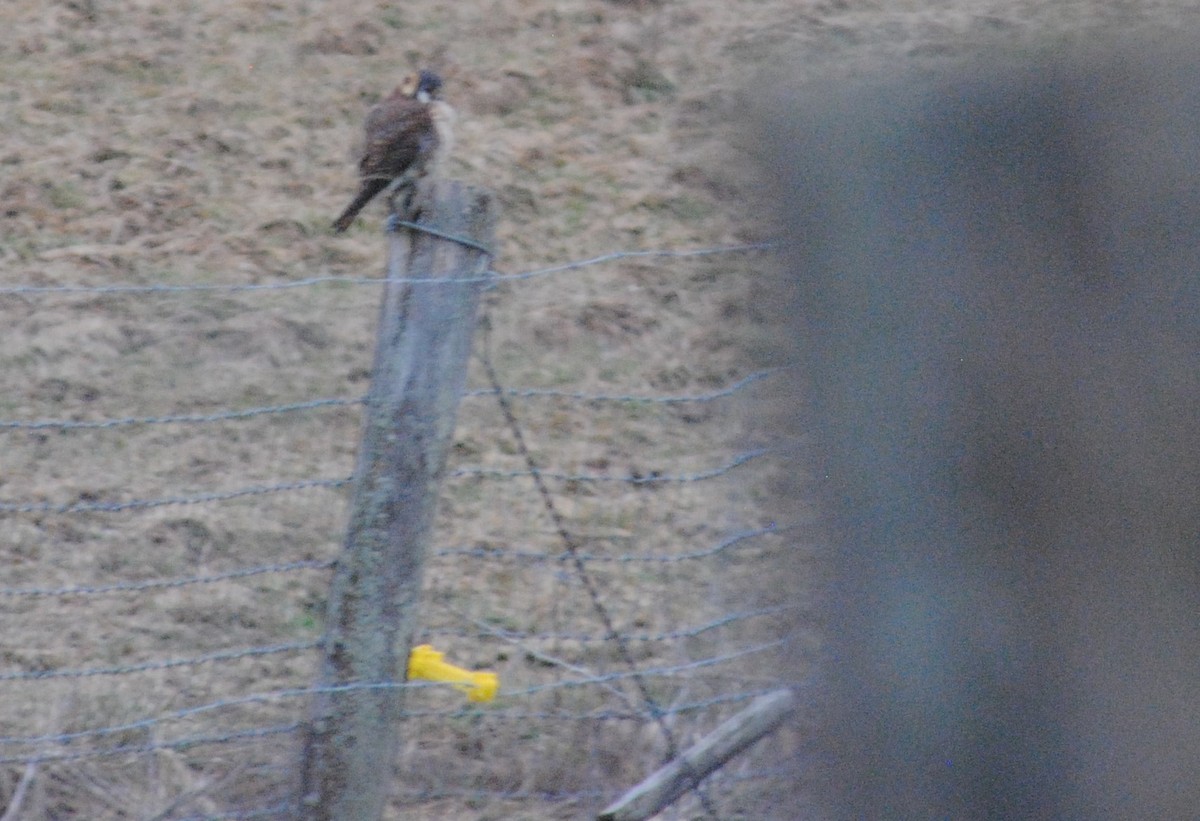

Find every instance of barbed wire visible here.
[0,607,794,744]
[0,680,794,752]
[433,523,789,565]
[392,786,611,802]
[0,397,364,431]
[461,367,785,404]
[0,525,788,598]
[509,639,790,697]
[0,559,334,598]
[0,641,317,682]
[0,477,350,514]
[0,736,785,816]
[0,723,301,766]
[426,604,800,645]
[3,636,788,703]
[0,243,775,296]
[0,240,793,814]
[0,368,785,432]
[0,681,440,748]
[448,448,769,483]
[394,687,796,723]
[0,449,769,515]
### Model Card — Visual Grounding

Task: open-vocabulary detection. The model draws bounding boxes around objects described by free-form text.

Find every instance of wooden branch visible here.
[597,688,797,821]
[0,763,36,821]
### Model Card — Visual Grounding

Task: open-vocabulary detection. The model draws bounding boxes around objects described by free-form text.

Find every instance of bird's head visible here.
[400,69,443,103]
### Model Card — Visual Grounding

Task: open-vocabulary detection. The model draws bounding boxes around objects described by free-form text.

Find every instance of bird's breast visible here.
[429,101,457,172]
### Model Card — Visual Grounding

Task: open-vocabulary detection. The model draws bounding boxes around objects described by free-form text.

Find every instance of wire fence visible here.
[0,242,800,820]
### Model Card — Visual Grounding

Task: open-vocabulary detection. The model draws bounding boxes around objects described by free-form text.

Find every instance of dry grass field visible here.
[2,0,1197,819]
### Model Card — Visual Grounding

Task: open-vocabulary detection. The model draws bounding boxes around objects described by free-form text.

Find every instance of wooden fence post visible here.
[298,181,495,821]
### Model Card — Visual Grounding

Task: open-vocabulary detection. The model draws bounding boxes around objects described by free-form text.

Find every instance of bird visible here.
[332,69,455,233]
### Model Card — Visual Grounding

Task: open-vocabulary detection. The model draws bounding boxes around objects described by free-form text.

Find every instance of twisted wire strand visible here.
[0,681,792,750]
[0,681,438,747]
[506,639,789,697]
[0,478,351,514]
[0,641,317,682]
[448,448,769,483]
[424,604,800,645]
[0,526,788,598]
[461,367,784,404]
[0,723,301,766]
[0,559,334,598]
[433,523,786,565]
[0,243,775,295]
[0,398,364,431]
[0,450,768,514]
[0,368,785,432]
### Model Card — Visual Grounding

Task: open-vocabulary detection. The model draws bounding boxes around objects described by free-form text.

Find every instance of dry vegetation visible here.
[2,0,1196,819]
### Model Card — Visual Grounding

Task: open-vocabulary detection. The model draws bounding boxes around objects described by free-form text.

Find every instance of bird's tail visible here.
[332,178,390,233]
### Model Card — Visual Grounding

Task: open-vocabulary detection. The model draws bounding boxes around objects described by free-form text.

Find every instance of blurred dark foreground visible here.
[762,39,1200,819]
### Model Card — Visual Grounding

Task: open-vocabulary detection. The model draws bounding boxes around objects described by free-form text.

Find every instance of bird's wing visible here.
[359,98,439,180]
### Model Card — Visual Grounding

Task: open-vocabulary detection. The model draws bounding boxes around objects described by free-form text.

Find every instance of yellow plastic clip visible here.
[407,644,498,703]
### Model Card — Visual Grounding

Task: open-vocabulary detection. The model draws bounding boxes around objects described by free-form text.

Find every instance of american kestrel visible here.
[332,69,455,233]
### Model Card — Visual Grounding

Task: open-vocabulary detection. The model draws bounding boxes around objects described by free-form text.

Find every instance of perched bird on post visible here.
[332,69,455,233]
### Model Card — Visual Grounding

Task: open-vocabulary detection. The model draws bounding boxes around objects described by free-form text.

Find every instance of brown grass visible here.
[2,0,1195,818]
